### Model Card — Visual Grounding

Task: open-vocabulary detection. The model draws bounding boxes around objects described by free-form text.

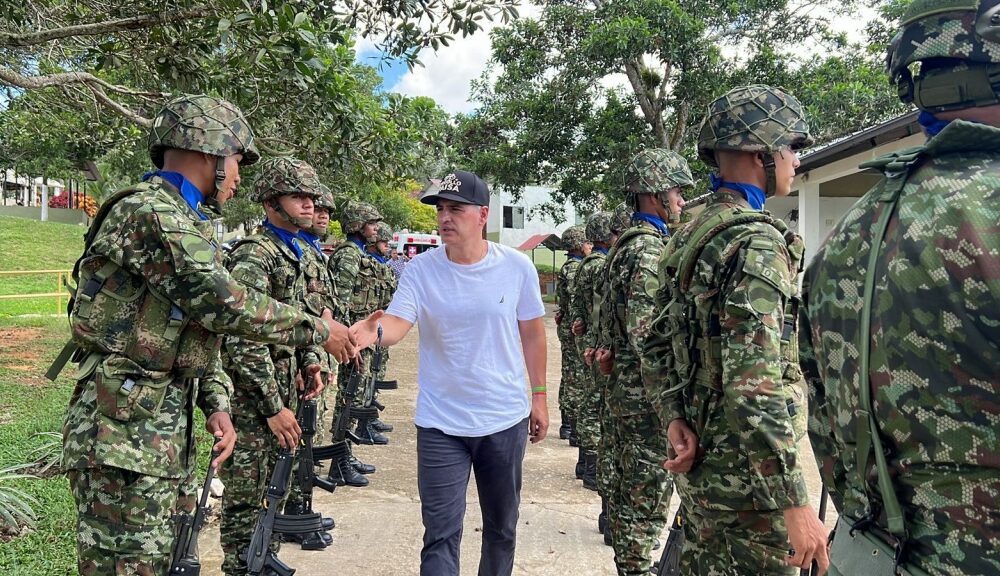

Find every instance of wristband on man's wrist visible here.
[531,386,547,395]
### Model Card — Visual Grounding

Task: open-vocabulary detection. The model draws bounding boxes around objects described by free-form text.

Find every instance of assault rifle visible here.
[169,438,220,575]
[242,399,325,576]
[652,510,684,576]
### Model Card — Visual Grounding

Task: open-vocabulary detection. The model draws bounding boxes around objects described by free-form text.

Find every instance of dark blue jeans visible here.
[416,418,528,576]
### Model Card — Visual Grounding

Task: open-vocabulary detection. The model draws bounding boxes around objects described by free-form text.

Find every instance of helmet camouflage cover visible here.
[561,224,588,252]
[148,94,260,168]
[887,0,1000,110]
[585,211,615,244]
[313,185,337,211]
[374,221,393,243]
[339,200,383,235]
[610,203,632,234]
[697,85,813,167]
[251,157,323,203]
[624,148,695,200]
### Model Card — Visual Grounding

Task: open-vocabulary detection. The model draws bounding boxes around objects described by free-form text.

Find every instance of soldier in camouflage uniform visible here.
[299,187,344,446]
[800,3,1000,574]
[554,225,589,443]
[327,200,386,485]
[642,86,827,575]
[220,157,335,570]
[58,95,352,576]
[569,211,614,490]
[598,149,691,576]
[591,204,631,538]
[366,221,398,432]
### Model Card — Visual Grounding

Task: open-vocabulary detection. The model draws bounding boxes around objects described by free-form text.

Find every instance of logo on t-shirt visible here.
[499,295,505,303]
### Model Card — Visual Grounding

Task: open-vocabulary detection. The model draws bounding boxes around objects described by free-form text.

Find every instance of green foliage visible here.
[0,464,38,530]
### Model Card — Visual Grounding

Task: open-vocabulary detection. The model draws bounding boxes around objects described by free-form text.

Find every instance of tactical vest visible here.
[47,182,222,381]
[224,234,306,362]
[329,241,381,321]
[650,206,806,439]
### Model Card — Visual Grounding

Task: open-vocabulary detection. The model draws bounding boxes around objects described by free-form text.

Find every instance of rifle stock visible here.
[242,450,295,575]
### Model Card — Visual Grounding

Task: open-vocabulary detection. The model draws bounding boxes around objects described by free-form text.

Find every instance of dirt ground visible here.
[197,304,833,575]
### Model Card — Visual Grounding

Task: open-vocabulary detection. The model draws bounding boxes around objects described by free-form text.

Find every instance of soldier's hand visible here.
[267,407,301,450]
[784,505,829,575]
[301,364,324,400]
[663,418,699,473]
[349,310,385,350]
[583,347,596,366]
[205,412,236,468]
[554,311,563,325]
[571,319,585,336]
[321,308,356,364]
[595,348,614,375]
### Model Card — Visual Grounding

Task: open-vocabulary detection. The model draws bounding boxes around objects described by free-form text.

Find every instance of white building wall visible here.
[487,185,580,247]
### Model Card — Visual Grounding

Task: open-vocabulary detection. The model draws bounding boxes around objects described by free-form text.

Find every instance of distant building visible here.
[485,185,579,248]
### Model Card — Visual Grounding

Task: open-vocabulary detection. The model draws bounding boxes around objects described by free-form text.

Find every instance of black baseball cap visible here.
[420,170,491,206]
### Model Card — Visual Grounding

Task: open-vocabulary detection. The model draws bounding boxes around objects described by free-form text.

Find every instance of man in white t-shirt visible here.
[351,170,548,576]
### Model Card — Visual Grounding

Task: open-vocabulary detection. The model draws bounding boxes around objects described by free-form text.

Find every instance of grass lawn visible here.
[0,216,84,317]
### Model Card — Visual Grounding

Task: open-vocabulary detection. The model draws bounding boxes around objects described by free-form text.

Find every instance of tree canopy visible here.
[455,0,909,217]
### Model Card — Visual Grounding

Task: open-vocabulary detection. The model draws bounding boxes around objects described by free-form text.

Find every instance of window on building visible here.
[503,205,524,229]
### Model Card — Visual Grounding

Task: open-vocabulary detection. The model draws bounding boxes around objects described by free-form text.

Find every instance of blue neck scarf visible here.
[709,173,765,211]
[369,252,387,264]
[142,170,209,220]
[594,246,609,255]
[632,212,670,236]
[567,254,583,261]
[298,230,324,256]
[350,236,367,252]
[263,219,303,260]
[918,110,951,138]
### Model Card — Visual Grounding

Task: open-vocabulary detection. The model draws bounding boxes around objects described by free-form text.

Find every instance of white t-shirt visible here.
[386,242,545,436]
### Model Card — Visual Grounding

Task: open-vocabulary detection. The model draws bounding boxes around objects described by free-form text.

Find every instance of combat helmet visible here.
[585,211,615,244]
[561,224,588,252]
[698,85,812,196]
[313,185,337,213]
[148,95,259,208]
[368,221,394,257]
[252,157,322,229]
[624,148,695,207]
[340,200,383,238]
[888,0,1000,112]
[609,203,632,235]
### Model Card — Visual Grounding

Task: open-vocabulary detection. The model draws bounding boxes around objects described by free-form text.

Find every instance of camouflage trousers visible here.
[219,416,291,576]
[315,368,338,445]
[575,363,605,453]
[607,411,673,576]
[557,333,584,418]
[596,386,617,500]
[68,466,196,576]
[679,505,796,576]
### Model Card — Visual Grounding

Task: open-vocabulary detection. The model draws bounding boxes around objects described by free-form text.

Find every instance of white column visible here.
[41,182,49,221]
[798,180,821,267]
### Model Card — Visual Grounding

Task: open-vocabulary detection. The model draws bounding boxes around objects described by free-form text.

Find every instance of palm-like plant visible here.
[0,464,38,531]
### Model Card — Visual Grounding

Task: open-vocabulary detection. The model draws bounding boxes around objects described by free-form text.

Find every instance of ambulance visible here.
[393,229,442,259]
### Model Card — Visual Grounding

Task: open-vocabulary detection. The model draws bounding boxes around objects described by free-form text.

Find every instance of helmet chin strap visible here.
[205,156,228,214]
[763,159,778,198]
[309,224,329,241]
[268,198,312,229]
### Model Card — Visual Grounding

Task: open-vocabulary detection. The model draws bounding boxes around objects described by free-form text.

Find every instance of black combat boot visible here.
[568,422,579,447]
[281,502,333,550]
[371,418,394,433]
[349,454,376,475]
[598,497,608,534]
[582,451,598,491]
[354,419,389,445]
[558,411,571,440]
[575,447,585,480]
[328,455,369,487]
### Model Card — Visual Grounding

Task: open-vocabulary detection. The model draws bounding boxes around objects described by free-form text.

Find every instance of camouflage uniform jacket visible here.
[556,257,583,342]
[62,177,329,478]
[648,190,808,512]
[327,239,381,324]
[800,120,1000,573]
[224,228,323,419]
[604,220,667,417]
[301,246,343,375]
[374,257,398,310]
[570,250,607,350]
